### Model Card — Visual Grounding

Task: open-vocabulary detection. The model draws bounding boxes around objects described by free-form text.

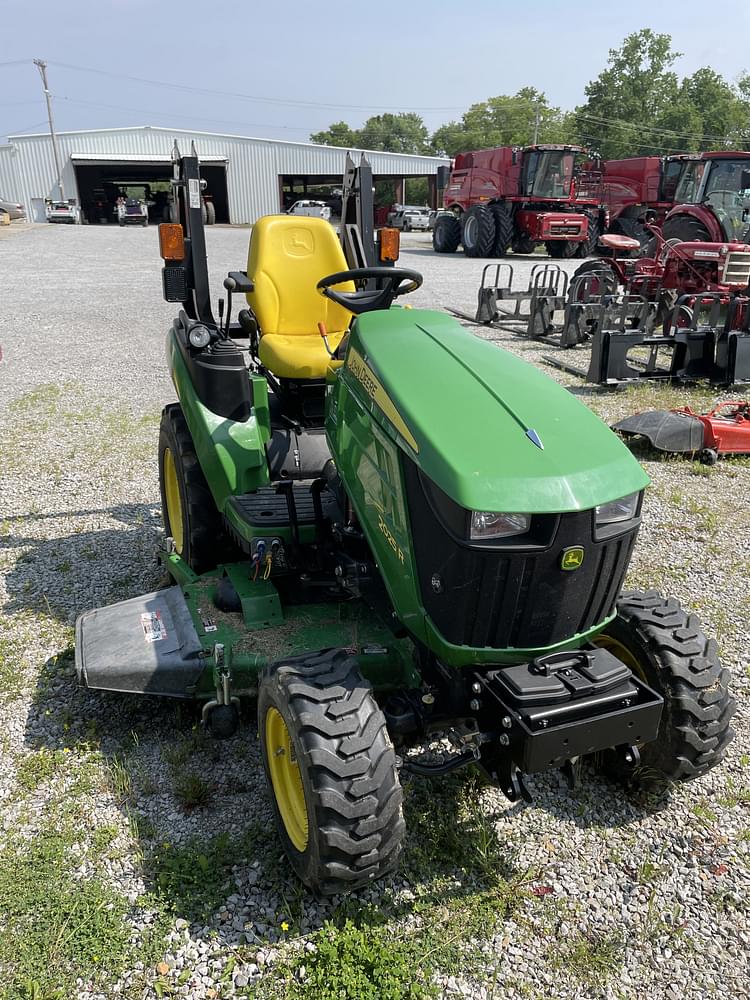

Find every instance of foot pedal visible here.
[75,586,206,697]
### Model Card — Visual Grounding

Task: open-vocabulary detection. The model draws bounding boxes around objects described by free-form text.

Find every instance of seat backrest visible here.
[246,215,354,337]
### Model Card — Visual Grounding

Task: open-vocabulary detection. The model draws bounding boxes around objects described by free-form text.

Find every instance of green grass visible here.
[15,748,70,792]
[553,930,625,987]
[0,827,131,999]
[280,908,436,1000]
[172,771,212,810]
[149,825,266,922]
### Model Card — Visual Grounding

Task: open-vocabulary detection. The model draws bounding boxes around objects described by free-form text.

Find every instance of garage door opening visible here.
[72,158,229,225]
[279,171,438,225]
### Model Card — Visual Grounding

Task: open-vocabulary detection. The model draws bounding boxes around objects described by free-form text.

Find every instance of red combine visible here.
[599,155,689,248]
[433,144,604,259]
[663,152,750,244]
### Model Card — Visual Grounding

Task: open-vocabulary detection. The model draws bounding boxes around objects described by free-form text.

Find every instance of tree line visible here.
[310,30,750,161]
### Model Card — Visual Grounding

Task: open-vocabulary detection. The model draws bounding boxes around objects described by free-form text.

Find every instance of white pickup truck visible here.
[45,199,80,224]
[287,199,332,221]
[390,207,431,232]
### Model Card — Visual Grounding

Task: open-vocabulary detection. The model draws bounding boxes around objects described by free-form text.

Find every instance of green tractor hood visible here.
[352,308,648,512]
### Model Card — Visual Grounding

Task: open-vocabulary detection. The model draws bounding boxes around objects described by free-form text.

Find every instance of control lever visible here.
[223,272,255,338]
[318,321,335,357]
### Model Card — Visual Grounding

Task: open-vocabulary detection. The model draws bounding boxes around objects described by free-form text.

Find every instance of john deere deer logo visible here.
[561,546,585,571]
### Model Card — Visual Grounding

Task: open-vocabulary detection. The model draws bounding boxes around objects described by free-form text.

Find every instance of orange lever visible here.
[318,321,334,357]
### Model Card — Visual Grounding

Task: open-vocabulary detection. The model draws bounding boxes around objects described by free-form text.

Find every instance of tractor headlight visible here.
[595,492,639,525]
[188,324,212,349]
[469,511,531,540]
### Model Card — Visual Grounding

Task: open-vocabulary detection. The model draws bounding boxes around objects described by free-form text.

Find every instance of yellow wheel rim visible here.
[593,633,645,680]
[265,707,309,852]
[163,447,184,554]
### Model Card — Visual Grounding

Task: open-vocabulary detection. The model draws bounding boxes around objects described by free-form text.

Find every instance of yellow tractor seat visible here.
[246,215,355,380]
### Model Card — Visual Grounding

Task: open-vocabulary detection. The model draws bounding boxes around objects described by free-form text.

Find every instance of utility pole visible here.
[532,103,541,145]
[34,59,65,200]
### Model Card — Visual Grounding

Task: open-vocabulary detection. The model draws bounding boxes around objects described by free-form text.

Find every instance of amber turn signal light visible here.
[378,227,400,263]
[159,223,185,261]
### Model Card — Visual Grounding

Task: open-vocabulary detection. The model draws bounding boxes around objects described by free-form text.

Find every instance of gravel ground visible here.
[0,224,748,1000]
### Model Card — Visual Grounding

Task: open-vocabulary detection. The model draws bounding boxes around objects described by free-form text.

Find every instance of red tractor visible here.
[572,227,750,330]
[662,152,750,245]
[433,144,604,259]
[599,155,689,248]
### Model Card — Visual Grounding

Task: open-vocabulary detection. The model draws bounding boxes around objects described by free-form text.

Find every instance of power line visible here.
[49,60,469,113]
[5,119,53,136]
[56,96,313,135]
[576,111,748,144]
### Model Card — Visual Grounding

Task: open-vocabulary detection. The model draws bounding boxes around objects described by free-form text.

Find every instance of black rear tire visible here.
[462,205,496,258]
[570,259,619,300]
[489,202,514,257]
[205,202,216,225]
[662,214,711,243]
[258,649,405,895]
[432,213,461,253]
[158,403,229,573]
[545,240,577,259]
[596,590,735,784]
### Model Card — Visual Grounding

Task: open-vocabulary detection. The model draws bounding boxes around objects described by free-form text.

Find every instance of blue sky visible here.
[2,0,748,144]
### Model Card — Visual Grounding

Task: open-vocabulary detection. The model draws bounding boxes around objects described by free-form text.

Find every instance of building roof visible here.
[8,124,448,163]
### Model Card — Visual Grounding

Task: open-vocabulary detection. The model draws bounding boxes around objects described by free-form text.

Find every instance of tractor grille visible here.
[403,460,640,651]
[549,223,582,236]
[722,251,750,287]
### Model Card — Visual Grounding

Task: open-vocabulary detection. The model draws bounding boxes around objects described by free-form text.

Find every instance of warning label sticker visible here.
[188,178,201,209]
[198,609,218,633]
[141,611,167,643]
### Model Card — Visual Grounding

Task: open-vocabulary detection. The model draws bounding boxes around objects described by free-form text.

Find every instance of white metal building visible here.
[0,125,449,224]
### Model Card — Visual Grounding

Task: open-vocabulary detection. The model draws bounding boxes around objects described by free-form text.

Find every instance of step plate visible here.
[228,485,340,529]
[75,586,206,697]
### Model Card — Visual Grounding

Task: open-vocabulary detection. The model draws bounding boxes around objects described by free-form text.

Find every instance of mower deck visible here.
[76,555,417,701]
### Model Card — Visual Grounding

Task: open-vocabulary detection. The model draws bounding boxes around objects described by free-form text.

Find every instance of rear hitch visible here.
[202,642,241,739]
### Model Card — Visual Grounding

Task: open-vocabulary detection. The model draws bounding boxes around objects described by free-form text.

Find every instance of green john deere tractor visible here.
[75,148,736,895]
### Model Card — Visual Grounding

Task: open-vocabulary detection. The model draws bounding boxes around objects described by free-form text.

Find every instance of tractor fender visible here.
[664,205,724,242]
[167,332,270,511]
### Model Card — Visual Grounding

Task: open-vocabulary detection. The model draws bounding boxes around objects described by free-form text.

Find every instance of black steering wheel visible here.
[316,267,423,315]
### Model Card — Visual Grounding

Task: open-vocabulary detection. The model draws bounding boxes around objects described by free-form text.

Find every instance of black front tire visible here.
[205,202,216,225]
[432,213,461,253]
[158,403,229,573]
[462,205,496,258]
[545,240,577,259]
[489,202,514,257]
[575,212,601,258]
[597,590,735,784]
[258,650,405,895]
[662,214,711,243]
[511,234,536,255]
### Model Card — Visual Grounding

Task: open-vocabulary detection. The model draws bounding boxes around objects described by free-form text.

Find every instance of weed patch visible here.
[553,930,625,987]
[0,828,130,999]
